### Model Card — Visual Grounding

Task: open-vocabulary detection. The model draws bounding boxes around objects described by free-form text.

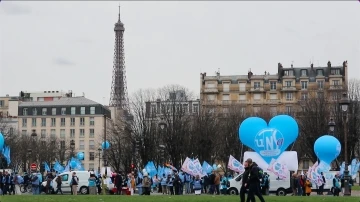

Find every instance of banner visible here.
[202,161,213,174]
[267,158,289,179]
[181,157,203,177]
[227,155,245,174]
[192,159,203,175]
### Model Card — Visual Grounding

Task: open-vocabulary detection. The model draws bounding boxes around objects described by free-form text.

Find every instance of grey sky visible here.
[1,1,359,104]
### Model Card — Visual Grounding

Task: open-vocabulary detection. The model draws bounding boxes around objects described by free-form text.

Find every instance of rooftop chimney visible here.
[327,61,331,68]
[310,63,313,68]
[248,69,253,79]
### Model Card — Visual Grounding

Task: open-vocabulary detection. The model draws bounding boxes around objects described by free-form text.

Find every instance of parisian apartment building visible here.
[16,95,111,171]
[200,61,348,116]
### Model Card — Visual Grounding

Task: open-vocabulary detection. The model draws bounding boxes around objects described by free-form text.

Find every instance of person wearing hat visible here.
[245,158,265,202]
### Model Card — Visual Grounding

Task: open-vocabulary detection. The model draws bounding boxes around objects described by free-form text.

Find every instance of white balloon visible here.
[217,164,222,168]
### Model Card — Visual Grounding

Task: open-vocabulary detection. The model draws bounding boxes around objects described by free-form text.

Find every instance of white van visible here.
[52,171,91,194]
[227,173,292,196]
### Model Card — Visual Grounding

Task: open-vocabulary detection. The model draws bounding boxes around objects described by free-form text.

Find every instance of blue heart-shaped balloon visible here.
[239,115,299,164]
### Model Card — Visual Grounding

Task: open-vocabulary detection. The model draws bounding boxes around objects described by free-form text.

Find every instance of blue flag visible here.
[44,162,51,172]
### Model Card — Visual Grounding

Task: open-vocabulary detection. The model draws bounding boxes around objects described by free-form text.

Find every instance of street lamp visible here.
[98,148,102,174]
[328,118,336,134]
[339,92,350,196]
[70,140,75,170]
[158,119,167,165]
[27,149,32,172]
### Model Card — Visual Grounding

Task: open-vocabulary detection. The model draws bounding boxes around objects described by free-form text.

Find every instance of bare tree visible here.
[295,89,331,162]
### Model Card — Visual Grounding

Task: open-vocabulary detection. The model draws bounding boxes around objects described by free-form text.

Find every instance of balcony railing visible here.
[281,86,297,91]
[203,88,218,93]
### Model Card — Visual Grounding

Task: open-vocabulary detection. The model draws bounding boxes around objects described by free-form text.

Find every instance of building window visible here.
[0,100,3,107]
[22,118,27,127]
[61,108,66,115]
[239,83,246,91]
[89,117,94,126]
[52,108,57,115]
[284,70,294,76]
[317,92,324,99]
[270,81,277,90]
[71,107,76,115]
[70,118,75,126]
[89,140,95,150]
[332,93,341,101]
[193,104,199,113]
[70,129,75,138]
[21,130,27,136]
[79,140,85,150]
[80,118,85,126]
[90,107,95,115]
[23,108,28,116]
[317,69,323,76]
[253,107,260,114]
[301,93,308,100]
[331,69,340,75]
[60,141,66,150]
[301,81,308,90]
[333,80,340,86]
[32,118,37,127]
[254,82,260,89]
[89,152,95,161]
[239,95,246,101]
[41,118,46,127]
[285,93,293,101]
[88,163,95,170]
[270,107,277,116]
[41,129,46,138]
[223,82,230,93]
[51,118,56,127]
[303,160,309,169]
[254,94,261,100]
[33,108,37,115]
[207,95,215,101]
[61,118,65,126]
[286,106,292,115]
[285,81,292,87]
[60,129,65,139]
[89,129,95,138]
[222,94,230,101]
[270,94,277,100]
[80,107,85,115]
[50,129,56,138]
[317,80,324,89]
[301,69,307,76]
[151,105,156,115]
[80,129,85,137]
[42,108,47,115]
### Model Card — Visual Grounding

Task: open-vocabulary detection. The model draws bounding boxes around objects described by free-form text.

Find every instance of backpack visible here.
[257,167,264,181]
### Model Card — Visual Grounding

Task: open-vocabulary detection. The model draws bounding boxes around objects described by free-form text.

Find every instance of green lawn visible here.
[0,195,358,202]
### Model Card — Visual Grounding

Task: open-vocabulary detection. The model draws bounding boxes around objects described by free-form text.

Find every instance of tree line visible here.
[0,79,359,172]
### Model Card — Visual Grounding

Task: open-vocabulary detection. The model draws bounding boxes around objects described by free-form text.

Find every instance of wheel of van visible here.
[227,188,239,195]
[276,188,286,196]
[80,186,89,195]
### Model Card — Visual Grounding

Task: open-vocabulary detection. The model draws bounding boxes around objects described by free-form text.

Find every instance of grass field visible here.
[0,195,358,202]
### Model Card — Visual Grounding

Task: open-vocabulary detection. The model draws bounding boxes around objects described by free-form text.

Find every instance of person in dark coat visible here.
[240,161,250,202]
[115,172,123,195]
[245,159,265,202]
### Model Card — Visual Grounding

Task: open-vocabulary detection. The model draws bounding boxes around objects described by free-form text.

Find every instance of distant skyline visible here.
[1,2,359,105]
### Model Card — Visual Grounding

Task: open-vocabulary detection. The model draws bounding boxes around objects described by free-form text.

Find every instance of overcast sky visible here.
[1,1,359,104]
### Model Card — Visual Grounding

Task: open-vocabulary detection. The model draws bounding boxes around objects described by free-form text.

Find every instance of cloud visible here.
[53,57,75,66]
[0,2,32,15]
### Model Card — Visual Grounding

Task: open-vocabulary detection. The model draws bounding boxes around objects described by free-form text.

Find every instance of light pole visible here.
[328,118,336,135]
[70,140,75,170]
[339,92,350,196]
[158,118,167,165]
[27,149,32,172]
[30,130,37,170]
[98,148,102,174]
